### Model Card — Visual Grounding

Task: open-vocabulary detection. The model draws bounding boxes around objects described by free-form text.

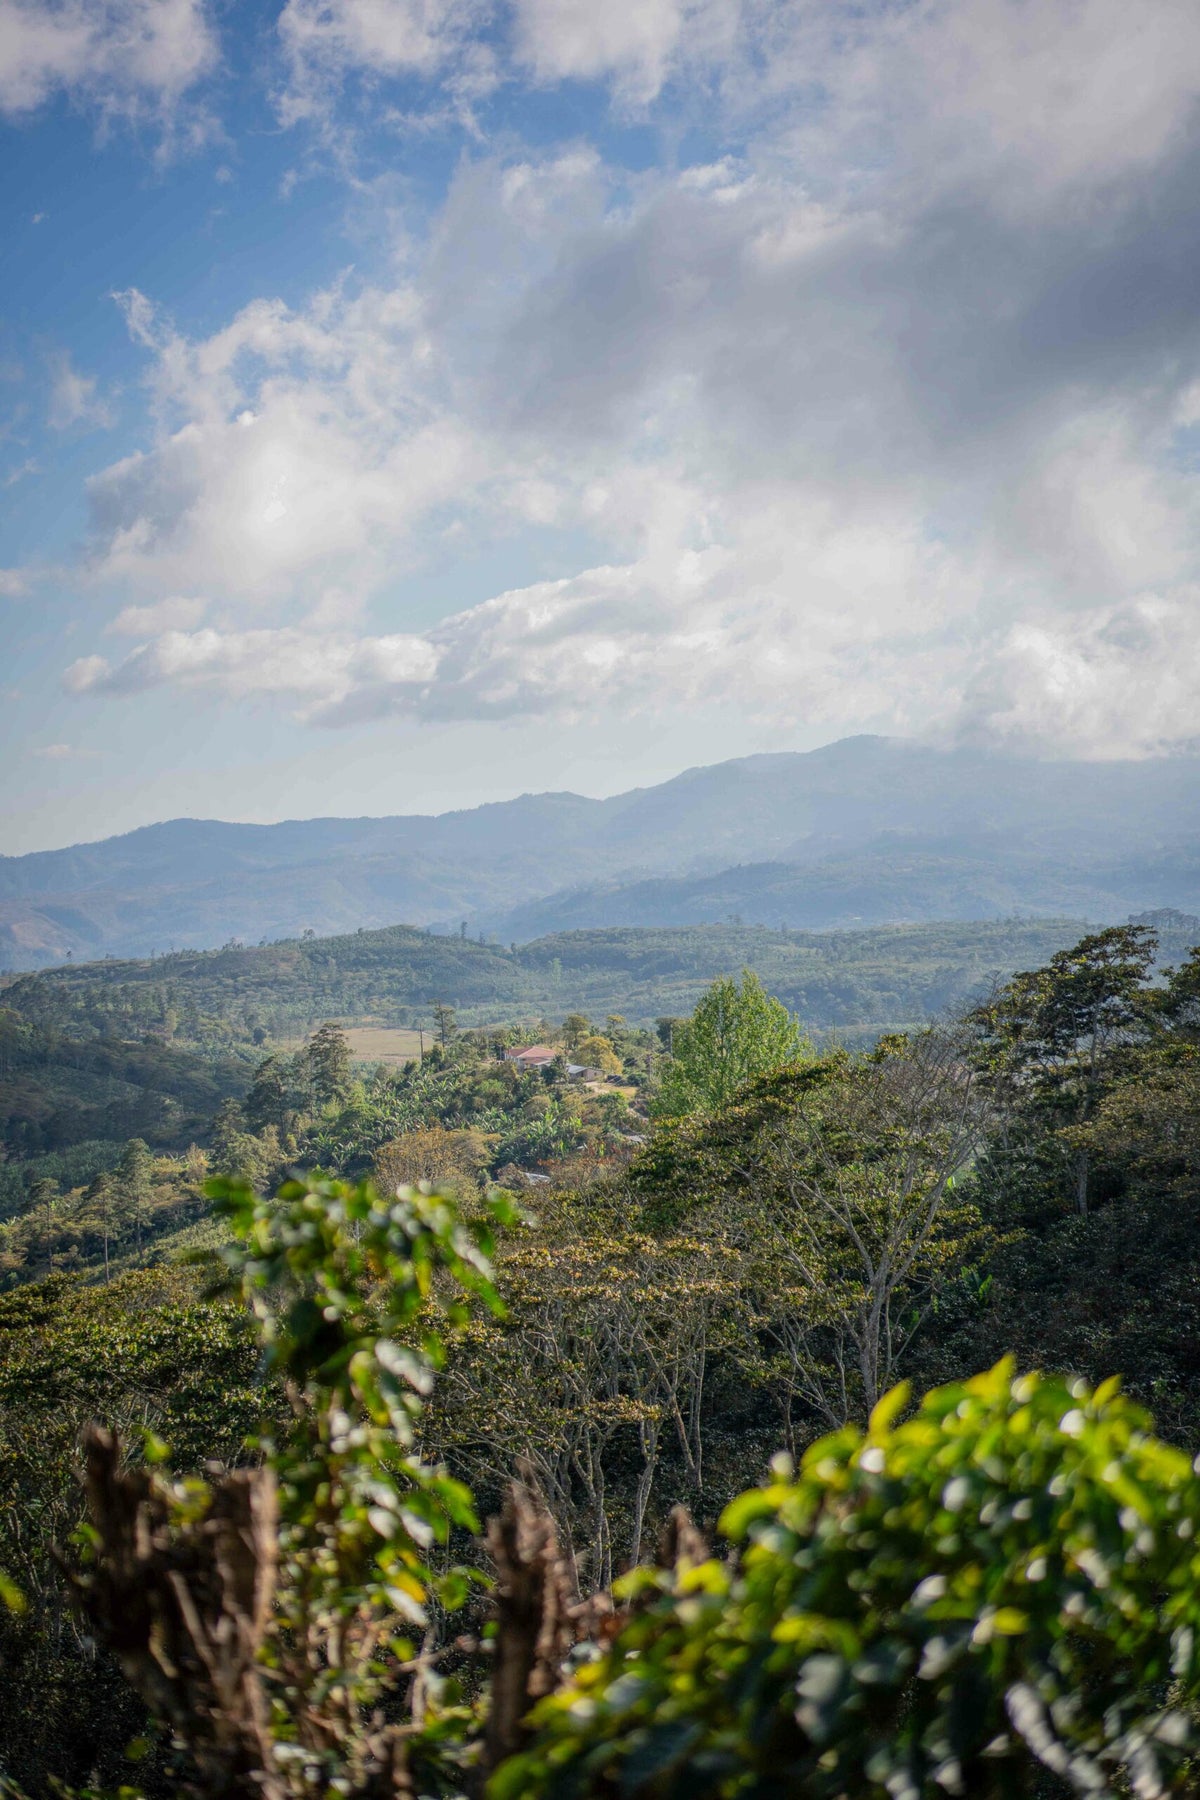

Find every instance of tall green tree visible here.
[970,925,1157,1216]
[306,1021,351,1105]
[83,1170,113,1282]
[653,970,809,1117]
[432,1002,457,1049]
[245,1054,291,1132]
[114,1137,153,1256]
[210,1098,249,1178]
[28,1176,57,1277]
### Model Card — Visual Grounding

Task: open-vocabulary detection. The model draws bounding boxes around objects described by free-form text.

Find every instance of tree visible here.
[654,971,809,1117]
[83,1171,113,1282]
[374,1125,491,1193]
[576,1033,622,1076]
[245,1054,291,1132]
[28,1177,56,1277]
[434,1192,731,1589]
[562,1014,592,1054]
[209,1098,249,1178]
[115,1137,153,1257]
[970,925,1157,1216]
[755,1027,986,1423]
[432,1002,457,1048]
[306,1021,351,1106]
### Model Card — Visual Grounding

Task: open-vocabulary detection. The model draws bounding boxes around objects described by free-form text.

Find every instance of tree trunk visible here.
[628,1420,660,1567]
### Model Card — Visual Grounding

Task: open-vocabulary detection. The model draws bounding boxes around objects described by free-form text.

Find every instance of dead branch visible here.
[57,1425,279,1799]
[482,1478,578,1773]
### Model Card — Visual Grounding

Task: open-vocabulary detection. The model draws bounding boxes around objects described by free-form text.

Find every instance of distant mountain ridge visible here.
[481,837,1200,939]
[2,736,1198,969]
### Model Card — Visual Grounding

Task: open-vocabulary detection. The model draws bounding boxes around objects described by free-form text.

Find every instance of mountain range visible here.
[2,735,1198,969]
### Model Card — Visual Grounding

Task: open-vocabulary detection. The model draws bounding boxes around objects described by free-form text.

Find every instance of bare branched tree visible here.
[748,1027,987,1425]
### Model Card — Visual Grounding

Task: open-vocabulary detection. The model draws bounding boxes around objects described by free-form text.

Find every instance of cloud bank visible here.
[50,0,1200,759]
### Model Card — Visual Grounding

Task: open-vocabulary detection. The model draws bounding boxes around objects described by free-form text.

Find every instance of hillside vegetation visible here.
[9,914,1185,1046]
[3,920,1200,1797]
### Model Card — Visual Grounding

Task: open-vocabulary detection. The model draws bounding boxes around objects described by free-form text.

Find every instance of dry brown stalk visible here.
[59,1425,279,1799]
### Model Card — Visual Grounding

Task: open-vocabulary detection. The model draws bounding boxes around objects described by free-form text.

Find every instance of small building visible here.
[504,1044,557,1071]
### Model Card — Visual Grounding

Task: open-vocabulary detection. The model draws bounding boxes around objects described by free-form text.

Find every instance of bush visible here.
[496,1361,1200,1800]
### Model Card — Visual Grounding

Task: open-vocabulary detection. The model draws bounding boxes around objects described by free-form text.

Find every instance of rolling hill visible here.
[11,915,1200,1048]
[2,736,1197,968]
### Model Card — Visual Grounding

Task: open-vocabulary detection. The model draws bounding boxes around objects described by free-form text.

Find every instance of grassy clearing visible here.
[276,1024,429,1065]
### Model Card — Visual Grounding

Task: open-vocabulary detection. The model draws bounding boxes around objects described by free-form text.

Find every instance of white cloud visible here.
[89,283,489,603]
[67,623,439,712]
[0,568,28,597]
[965,594,1200,759]
[57,0,1200,761]
[108,595,208,633]
[812,0,1200,201]
[512,0,691,102]
[274,0,737,124]
[275,0,493,125]
[0,0,217,124]
[63,504,974,734]
[48,351,114,431]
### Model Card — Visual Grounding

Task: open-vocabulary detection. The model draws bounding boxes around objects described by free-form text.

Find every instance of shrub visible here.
[496,1361,1200,1800]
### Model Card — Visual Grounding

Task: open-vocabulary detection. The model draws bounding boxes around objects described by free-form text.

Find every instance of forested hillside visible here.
[3,921,1200,1798]
[4,909,1195,1259]
[12,913,1191,1044]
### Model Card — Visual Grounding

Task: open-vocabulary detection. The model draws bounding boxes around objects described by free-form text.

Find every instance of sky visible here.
[2,0,1200,854]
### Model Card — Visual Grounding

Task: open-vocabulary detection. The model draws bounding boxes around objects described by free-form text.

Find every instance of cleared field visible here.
[276,1024,429,1064]
[342,1025,427,1065]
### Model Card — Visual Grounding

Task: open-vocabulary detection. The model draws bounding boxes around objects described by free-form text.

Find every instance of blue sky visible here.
[2,0,1200,853]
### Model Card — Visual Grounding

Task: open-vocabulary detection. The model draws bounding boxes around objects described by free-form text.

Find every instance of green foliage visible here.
[0,1139,125,1222]
[188,1172,520,1785]
[3,928,528,1047]
[498,1362,1200,1800]
[0,1266,261,1793]
[298,1037,602,1180]
[0,1005,254,1162]
[0,1144,207,1289]
[306,1021,351,1104]
[5,920,1200,1796]
[630,1059,837,1226]
[969,926,1159,1217]
[653,970,811,1117]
